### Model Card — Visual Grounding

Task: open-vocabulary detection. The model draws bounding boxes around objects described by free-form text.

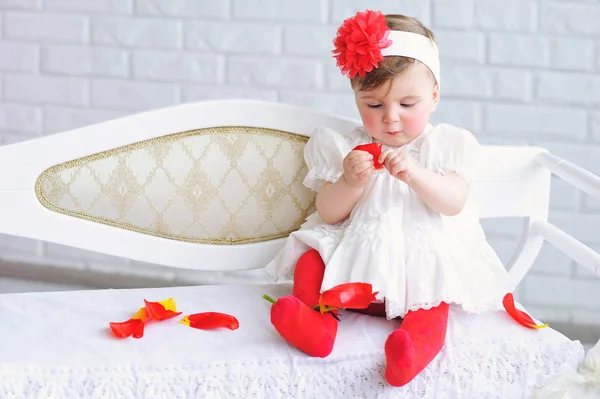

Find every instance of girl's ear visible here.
[431,85,440,112]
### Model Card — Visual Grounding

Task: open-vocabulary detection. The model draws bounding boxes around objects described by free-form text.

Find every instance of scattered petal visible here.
[131,307,147,322]
[320,282,379,311]
[503,293,548,329]
[144,299,182,321]
[159,297,178,312]
[108,297,181,339]
[109,318,145,339]
[181,312,240,330]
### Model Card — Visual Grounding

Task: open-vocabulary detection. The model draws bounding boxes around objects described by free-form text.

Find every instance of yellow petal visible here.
[132,307,147,321]
[159,298,177,312]
[179,316,190,326]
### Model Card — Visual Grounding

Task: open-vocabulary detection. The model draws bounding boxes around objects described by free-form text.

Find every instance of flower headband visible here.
[332,10,440,86]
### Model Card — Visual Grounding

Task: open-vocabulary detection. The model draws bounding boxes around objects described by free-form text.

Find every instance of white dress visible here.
[264,123,509,320]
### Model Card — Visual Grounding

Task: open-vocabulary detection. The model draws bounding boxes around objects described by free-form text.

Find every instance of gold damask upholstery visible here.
[35,127,316,244]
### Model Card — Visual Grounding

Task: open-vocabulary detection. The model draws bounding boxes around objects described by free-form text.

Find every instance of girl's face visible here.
[354,62,439,147]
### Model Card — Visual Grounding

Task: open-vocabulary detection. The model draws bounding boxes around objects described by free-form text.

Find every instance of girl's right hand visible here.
[341,150,375,188]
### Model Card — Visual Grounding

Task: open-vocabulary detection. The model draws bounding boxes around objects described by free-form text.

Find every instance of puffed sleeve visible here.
[420,123,480,183]
[303,127,353,191]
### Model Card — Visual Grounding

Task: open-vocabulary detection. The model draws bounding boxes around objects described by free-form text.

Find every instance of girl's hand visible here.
[379,149,420,183]
[342,150,375,188]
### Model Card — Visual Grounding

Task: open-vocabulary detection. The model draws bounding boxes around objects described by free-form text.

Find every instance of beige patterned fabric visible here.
[35,127,316,244]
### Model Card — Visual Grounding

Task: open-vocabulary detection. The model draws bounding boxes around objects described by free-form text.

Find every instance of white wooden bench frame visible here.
[0,99,599,292]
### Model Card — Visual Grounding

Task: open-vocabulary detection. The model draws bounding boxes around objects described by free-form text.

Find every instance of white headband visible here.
[382,31,441,87]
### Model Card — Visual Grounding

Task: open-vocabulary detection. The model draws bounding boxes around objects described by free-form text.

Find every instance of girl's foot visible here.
[270,295,338,358]
[384,302,449,386]
[269,249,338,357]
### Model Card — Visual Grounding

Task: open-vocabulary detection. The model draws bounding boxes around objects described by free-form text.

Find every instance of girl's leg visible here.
[270,249,338,358]
[292,249,327,307]
[384,302,449,386]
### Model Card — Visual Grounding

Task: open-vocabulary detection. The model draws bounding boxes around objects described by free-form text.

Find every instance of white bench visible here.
[0,100,598,398]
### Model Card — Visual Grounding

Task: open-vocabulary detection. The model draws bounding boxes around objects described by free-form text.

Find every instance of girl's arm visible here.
[316,149,375,224]
[381,149,468,216]
[316,177,364,224]
[406,169,468,216]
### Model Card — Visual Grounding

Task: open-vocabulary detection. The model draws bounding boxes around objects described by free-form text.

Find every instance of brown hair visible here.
[351,14,436,92]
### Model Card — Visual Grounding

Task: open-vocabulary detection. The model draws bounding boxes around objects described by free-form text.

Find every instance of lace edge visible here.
[0,340,584,398]
[385,296,503,320]
[303,171,342,192]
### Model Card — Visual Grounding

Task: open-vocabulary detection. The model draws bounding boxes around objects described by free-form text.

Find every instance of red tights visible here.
[270,249,449,386]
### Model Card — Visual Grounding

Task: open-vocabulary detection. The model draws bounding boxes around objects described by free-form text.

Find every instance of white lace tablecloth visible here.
[0,283,584,398]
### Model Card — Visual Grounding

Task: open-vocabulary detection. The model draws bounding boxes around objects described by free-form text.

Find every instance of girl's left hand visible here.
[379,149,420,183]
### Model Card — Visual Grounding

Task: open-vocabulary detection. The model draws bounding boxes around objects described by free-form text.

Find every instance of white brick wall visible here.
[0,0,599,324]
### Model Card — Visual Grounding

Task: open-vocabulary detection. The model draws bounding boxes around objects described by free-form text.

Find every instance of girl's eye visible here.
[367,104,382,109]
[401,103,415,108]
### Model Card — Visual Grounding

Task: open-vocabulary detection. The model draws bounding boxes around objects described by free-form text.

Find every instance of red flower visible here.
[332,10,392,78]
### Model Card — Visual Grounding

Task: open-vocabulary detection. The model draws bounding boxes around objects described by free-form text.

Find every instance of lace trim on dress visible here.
[303,170,342,192]
[385,297,504,320]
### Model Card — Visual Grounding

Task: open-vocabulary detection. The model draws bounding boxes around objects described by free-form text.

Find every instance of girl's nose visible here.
[383,108,400,124]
